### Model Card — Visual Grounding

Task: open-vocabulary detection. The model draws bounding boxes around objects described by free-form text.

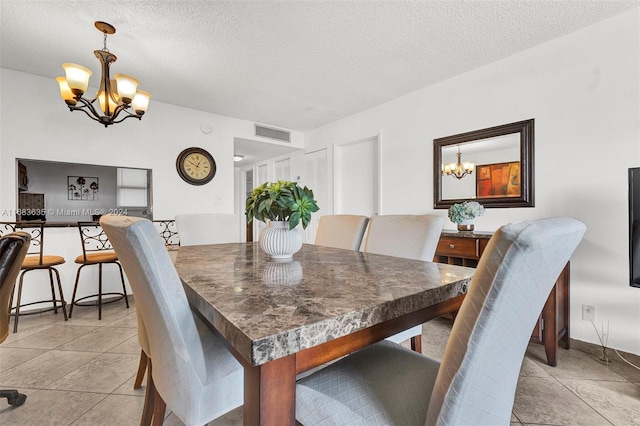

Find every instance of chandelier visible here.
[56,21,151,128]
[442,145,474,180]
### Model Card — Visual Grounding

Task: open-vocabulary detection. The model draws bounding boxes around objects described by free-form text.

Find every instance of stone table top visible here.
[176,243,475,366]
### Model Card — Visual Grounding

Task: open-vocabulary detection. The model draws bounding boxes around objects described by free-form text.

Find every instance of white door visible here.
[335,136,379,217]
[303,149,328,243]
[274,157,290,181]
[240,168,254,242]
[253,163,269,240]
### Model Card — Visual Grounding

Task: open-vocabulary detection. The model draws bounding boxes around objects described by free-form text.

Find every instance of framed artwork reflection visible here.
[476,162,520,198]
[68,176,99,200]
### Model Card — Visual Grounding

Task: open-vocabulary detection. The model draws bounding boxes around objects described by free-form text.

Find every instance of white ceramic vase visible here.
[259,221,303,260]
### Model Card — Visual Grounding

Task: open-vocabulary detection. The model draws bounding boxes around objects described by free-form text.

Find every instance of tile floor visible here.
[1,299,639,425]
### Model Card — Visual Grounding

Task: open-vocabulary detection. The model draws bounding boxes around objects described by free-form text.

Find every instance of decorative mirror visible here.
[434,119,535,209]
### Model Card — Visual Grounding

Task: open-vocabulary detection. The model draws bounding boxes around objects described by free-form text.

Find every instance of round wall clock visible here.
[176,147,216,185]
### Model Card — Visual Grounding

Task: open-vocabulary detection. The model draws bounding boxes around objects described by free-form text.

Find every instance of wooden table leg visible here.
[244,354,296,426]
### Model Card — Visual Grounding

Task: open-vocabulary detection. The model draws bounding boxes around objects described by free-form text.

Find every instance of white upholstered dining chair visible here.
[175,213,238,246]
[100,215,243,426]
[314,215,369,251]
[296,217,586,426]
[363,214,445,352]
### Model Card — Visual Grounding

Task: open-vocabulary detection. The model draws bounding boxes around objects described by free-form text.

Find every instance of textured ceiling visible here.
[1,1,638,131]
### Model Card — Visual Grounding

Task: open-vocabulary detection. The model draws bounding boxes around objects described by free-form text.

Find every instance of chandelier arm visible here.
[109,105,141,123]
[110,113,143,124]
[68,104,103,123]
[68,97,104,122]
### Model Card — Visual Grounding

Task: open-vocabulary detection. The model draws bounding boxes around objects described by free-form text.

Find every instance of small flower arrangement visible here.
[448,201,485,224]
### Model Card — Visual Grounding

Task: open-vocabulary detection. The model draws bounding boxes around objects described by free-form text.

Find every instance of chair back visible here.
[426,217,586,426]
[0,232,31,342]
[77,222,114,261]
[99,215,209,421]
[363,214,444,261]
[175,213,238,246]
[0,222,45,265]
[314,215,369,251]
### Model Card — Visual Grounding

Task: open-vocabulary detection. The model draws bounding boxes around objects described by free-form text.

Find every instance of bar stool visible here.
[0,222,68,333]
[69,221,129,320]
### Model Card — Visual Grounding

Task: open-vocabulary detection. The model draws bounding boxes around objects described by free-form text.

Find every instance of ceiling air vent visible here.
[255,124,291,143]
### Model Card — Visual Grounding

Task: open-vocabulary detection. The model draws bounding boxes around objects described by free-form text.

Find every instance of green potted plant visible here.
[448,201,484,231]
[245,181,319,259]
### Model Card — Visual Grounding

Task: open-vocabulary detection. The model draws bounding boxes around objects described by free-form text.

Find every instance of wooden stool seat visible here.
[74,252,118,264]
[22,255,65,268]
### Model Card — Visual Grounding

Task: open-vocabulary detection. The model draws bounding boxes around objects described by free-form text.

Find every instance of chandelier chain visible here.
[102,32,109,52]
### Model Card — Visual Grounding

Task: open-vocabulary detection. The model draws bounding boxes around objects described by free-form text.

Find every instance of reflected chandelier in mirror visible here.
[434,119,535,209]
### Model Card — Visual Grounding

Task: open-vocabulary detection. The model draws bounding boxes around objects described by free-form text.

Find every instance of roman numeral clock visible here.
[176,147,217,185]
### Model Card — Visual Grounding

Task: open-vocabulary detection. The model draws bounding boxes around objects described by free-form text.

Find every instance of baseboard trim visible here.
[570,338,640,367]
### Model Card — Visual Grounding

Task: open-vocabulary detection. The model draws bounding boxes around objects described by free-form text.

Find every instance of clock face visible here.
[176,147,216,185]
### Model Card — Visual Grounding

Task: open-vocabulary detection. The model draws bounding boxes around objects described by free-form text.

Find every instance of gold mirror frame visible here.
[434,119,535,209]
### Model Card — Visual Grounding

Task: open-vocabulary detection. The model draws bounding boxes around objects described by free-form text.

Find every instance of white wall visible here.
[0,67,304,307]
[305,10,640,354]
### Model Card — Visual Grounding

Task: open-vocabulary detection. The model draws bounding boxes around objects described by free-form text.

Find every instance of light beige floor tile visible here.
[526,344,629,382]
[420,319,451,361]
[70,393,144,425]
[607,353,640,385]
[2,322,56,345]
[559,378,640,426]
[163,411,184,426]
[49,352,139,393]
[108,335,142,355]
[513,376,610,425]
[11,308,68,330]
[209,405,243,425]
[111,374,146,397]
[0,349,100,388]
[164,406,244,426]
[519,354,553,378]
[0,389,106,425]
[103,311,138,329]
[66,300,132,327]
[4,324,98,350]
[0,347,46,372]
[57,326,136,353]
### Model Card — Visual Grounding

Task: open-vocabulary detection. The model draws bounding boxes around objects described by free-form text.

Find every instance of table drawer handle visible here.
[449,244,455,249]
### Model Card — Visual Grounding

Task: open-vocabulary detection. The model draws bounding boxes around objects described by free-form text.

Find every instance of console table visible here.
[434,230,570,367]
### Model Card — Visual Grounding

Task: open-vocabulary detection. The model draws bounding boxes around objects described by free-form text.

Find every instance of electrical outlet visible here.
[582,304,595,321]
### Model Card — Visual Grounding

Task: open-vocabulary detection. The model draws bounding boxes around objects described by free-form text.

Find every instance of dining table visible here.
[175,242,475,426]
